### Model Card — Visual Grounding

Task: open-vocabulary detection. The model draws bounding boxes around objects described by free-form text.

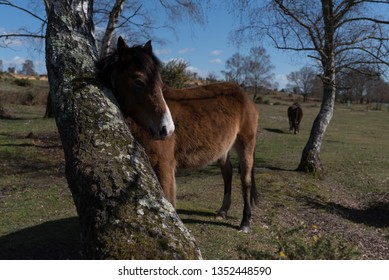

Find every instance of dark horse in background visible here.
[288,102,303,134]
[96,37,259,232]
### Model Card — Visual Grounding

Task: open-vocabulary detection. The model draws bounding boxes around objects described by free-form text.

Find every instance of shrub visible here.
[161,59,190,89]
[254,95,263,104]
[13,78,32,87]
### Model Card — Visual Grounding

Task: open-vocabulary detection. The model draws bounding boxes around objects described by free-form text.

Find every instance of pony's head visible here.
[97,37,174,140]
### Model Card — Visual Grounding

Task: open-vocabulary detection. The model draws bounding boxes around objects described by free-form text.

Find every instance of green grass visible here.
[176,100,389,259]
[0,104,77,259]
[0,73,48,106]
[1,89,389,259]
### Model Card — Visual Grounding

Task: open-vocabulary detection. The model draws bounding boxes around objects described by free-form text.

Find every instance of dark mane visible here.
[95,51,118,90]
[95,44,162,90]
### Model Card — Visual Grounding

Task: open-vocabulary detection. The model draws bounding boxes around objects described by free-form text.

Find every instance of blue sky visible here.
[0,2,309,89]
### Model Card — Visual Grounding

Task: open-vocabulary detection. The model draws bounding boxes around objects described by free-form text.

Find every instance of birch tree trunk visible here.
[297,73,336,173]
[45,0,201,259]
[233,0,389,174]
[99,0,125,59]
[297,0,336,174]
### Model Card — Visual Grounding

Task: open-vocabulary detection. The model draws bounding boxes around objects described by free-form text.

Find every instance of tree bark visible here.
[297,78,335,174]
[297,0,336,174]
[99,0,125,59]
[44,93,54,118]
[45,0,201,260]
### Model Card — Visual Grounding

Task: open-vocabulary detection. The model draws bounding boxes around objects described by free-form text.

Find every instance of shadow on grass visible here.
[177,209,216,217]
[177,209,239,230]
[0,148,64,177]
[264,128,285,134]
[0,217,81,260]
[304,197,389,228]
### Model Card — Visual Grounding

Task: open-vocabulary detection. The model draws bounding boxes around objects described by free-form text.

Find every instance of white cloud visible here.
[210,58,222,64]
[187,66,208,77]
[155,48,172,55]
[163,57,187,64]
[275,74,289,90]
[8,56,26,65]
[211,50,223,55]
[178,48,195,54]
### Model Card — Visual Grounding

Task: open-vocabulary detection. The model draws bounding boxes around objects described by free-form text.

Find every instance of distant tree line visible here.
[0,59,37,76]
[285,65,389,105]
[337,69,389,106]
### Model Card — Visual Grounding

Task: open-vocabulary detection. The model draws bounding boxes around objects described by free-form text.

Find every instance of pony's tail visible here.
[250,158,259,207]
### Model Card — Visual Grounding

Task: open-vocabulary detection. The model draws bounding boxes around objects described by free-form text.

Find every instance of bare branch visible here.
[99,0,126,58]
[43,0,51,15]
[273,0,326,58]
[0,0,47,23]
[338,16,389,28]
[116,5,143,29]
[0,33,45,39]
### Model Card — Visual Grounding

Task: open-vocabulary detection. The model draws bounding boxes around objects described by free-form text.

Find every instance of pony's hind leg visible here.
[216,152,233,219]
[235,136,257,233]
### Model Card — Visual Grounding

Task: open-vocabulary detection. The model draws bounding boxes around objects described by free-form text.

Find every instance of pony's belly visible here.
[175,139,235,169]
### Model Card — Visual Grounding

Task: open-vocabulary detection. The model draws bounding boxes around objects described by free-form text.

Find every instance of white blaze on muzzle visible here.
[157,88,175,139]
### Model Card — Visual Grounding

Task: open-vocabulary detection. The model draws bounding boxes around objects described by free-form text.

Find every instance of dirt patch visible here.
[27,131,65,169]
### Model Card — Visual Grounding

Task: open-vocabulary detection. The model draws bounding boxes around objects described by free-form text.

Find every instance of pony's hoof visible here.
[239,226,250,233]
[216,211,227,220]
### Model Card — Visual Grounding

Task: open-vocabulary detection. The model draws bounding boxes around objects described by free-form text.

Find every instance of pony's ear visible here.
[117,36,128,58]
[144,40,152,53]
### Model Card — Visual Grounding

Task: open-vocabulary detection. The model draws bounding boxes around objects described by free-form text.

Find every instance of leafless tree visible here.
[222,52,247,84]
[337,67,380,103]
[21,59,37,76]
[1,0,208,118]
[1,0,208,55]
[206,72,219,83]
[222,47,274,96]
[287,66,317,102]
[244,47,274,99]
[231,0,389,174]
[365,76,389,107]
[45,0,202,259]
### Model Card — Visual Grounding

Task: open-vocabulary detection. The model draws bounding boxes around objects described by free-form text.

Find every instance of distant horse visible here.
[96,37,259,232]
[287,102,303,134]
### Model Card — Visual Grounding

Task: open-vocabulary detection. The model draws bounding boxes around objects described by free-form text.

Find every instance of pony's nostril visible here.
[160,126,168,138]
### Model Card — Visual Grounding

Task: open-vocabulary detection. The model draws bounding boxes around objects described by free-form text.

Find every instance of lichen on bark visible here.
[46,0,201,259]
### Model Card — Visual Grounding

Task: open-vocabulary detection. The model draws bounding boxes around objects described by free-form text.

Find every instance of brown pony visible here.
[96,37,259,232]
[288,102,303,134]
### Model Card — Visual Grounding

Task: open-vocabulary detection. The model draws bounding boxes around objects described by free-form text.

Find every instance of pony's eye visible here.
[134,78,145,88]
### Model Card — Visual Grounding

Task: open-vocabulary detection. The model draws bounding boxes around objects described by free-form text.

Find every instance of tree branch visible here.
[99,0,126,58]
[0,0,47,23]
[116,5,143,29]
[274,0,326,59]
[0,33,45,39]
[338,16,389,28]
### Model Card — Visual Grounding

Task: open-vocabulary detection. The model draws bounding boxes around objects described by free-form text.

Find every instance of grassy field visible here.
[1,83,389,259]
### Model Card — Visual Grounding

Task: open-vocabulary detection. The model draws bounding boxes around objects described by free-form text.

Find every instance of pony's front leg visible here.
[155,162,177,207]
[216,153,233,219]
